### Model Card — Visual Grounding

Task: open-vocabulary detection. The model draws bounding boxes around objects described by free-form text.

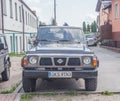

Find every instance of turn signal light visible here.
[22,58,27,67]
[93,58,97,67]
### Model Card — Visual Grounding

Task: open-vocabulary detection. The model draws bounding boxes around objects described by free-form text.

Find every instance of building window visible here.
[16,36,18,53]
[20,36,22,52]
[10,36,13,52]
[15,3,18,20]
[26,36,28,51]
[115,3,119,18]
[26,11,27,25]
[1,36,7,48]
[3,0,7,15]
[19,6,22,22]
[9,0,13,18]
[28,13,29,25]
[22,9,24,23]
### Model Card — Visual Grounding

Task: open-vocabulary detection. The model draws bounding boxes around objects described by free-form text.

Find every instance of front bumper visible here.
[23,69,98,79]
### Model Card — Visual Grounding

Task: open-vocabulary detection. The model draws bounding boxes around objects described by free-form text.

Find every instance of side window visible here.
[1,37,7,48]
[0,37,2,43]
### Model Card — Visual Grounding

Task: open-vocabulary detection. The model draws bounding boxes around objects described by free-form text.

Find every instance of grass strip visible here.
[0,81,21,94]
[9,53,25,57]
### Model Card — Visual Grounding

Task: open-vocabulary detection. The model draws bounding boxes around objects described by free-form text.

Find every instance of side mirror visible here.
[0,43,4,50]
[28,37,36,44]
[28,38,32,44]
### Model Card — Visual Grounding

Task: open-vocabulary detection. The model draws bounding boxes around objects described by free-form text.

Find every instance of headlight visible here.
[29,57,38,64]
[83,57,91,65]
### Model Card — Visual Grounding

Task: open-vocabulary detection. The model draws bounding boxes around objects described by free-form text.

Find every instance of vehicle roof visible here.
[39,26,82,30]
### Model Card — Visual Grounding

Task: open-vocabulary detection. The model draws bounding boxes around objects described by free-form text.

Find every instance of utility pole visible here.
[22,5,25,52]
[54,0,56,25]
[1,0,4,33]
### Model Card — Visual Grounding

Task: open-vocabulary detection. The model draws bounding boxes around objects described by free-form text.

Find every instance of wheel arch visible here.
[4,55,11,66]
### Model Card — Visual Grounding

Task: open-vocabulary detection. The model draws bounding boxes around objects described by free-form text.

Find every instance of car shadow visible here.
[0,77,7,83]
[36,78,85,92]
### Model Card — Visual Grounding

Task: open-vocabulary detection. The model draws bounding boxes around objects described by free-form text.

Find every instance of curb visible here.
[14,83,22,93]
[14,83,22,101]
[14,94,22,101]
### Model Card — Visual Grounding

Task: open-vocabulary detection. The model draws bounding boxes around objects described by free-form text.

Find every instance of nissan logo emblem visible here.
[57,59,63,64]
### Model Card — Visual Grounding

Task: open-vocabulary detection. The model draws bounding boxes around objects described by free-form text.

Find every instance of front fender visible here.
[4,55,11,67]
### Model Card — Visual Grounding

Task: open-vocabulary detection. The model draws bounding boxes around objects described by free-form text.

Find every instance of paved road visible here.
[93,47,120,92]
[20,47,120,93]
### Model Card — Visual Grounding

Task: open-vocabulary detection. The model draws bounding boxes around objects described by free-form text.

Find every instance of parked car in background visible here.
[0,34,11,81]
[21,26,99,92]
[85,34,97,46]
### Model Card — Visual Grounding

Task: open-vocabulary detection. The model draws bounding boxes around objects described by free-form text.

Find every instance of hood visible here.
[27,43,93,54]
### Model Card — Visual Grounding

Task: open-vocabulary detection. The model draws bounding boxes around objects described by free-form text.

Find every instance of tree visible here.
[63,22,69,26]
[39,21,46,26]
[87,24,90,32]
[91,21,97,32]
[51,18,57,26]
[82,21,86,33]
[93,21,97,32]
[91,23,94,32]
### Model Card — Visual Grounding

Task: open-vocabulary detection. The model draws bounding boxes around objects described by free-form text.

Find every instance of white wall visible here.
[1,0,38,53]
[5,32,33,53]
[4,0,37,33]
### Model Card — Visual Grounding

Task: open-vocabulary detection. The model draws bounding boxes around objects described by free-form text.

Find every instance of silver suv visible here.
[22,26,99,92]
[0,34,11,81]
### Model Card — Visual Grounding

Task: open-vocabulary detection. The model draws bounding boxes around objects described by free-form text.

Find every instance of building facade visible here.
[112,0,120,42]
[96,0,112,40]
[0,0,38,53]
[96,0,120,48]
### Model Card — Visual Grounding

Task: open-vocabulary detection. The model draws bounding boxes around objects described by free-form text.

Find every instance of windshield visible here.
[37,27,85,43]
[86,34,95,38]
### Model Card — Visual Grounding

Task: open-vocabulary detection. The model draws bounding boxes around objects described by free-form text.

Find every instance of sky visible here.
[25,0,98,27]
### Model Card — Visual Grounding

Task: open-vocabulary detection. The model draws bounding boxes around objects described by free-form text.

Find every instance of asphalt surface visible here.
[19,47,120,93]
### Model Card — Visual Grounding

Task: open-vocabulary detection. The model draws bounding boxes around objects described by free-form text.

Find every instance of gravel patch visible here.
[30,94,120,101]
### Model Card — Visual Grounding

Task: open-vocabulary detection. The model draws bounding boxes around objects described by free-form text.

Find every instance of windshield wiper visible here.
[58,40,81,43]
[59,39,71,42]
[39,39,58,42]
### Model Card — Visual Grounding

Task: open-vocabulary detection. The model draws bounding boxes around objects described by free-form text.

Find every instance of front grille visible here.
[54,58,66,66]
[39,57,81,67]
[40,58,52,66]
[68,58,80,66]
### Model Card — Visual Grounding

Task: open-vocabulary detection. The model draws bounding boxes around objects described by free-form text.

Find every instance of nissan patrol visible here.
[22,26,99,92]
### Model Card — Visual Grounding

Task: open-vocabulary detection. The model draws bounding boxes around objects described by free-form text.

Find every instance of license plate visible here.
[48,71,72,78]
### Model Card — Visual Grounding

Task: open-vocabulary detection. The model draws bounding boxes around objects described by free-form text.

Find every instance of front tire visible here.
[1,61,10,81]
[85,78,97,91]
[23,77,36,92]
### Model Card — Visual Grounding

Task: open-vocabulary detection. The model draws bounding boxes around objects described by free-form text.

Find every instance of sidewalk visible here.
[101,46,120,53]
[0,94,17,101]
